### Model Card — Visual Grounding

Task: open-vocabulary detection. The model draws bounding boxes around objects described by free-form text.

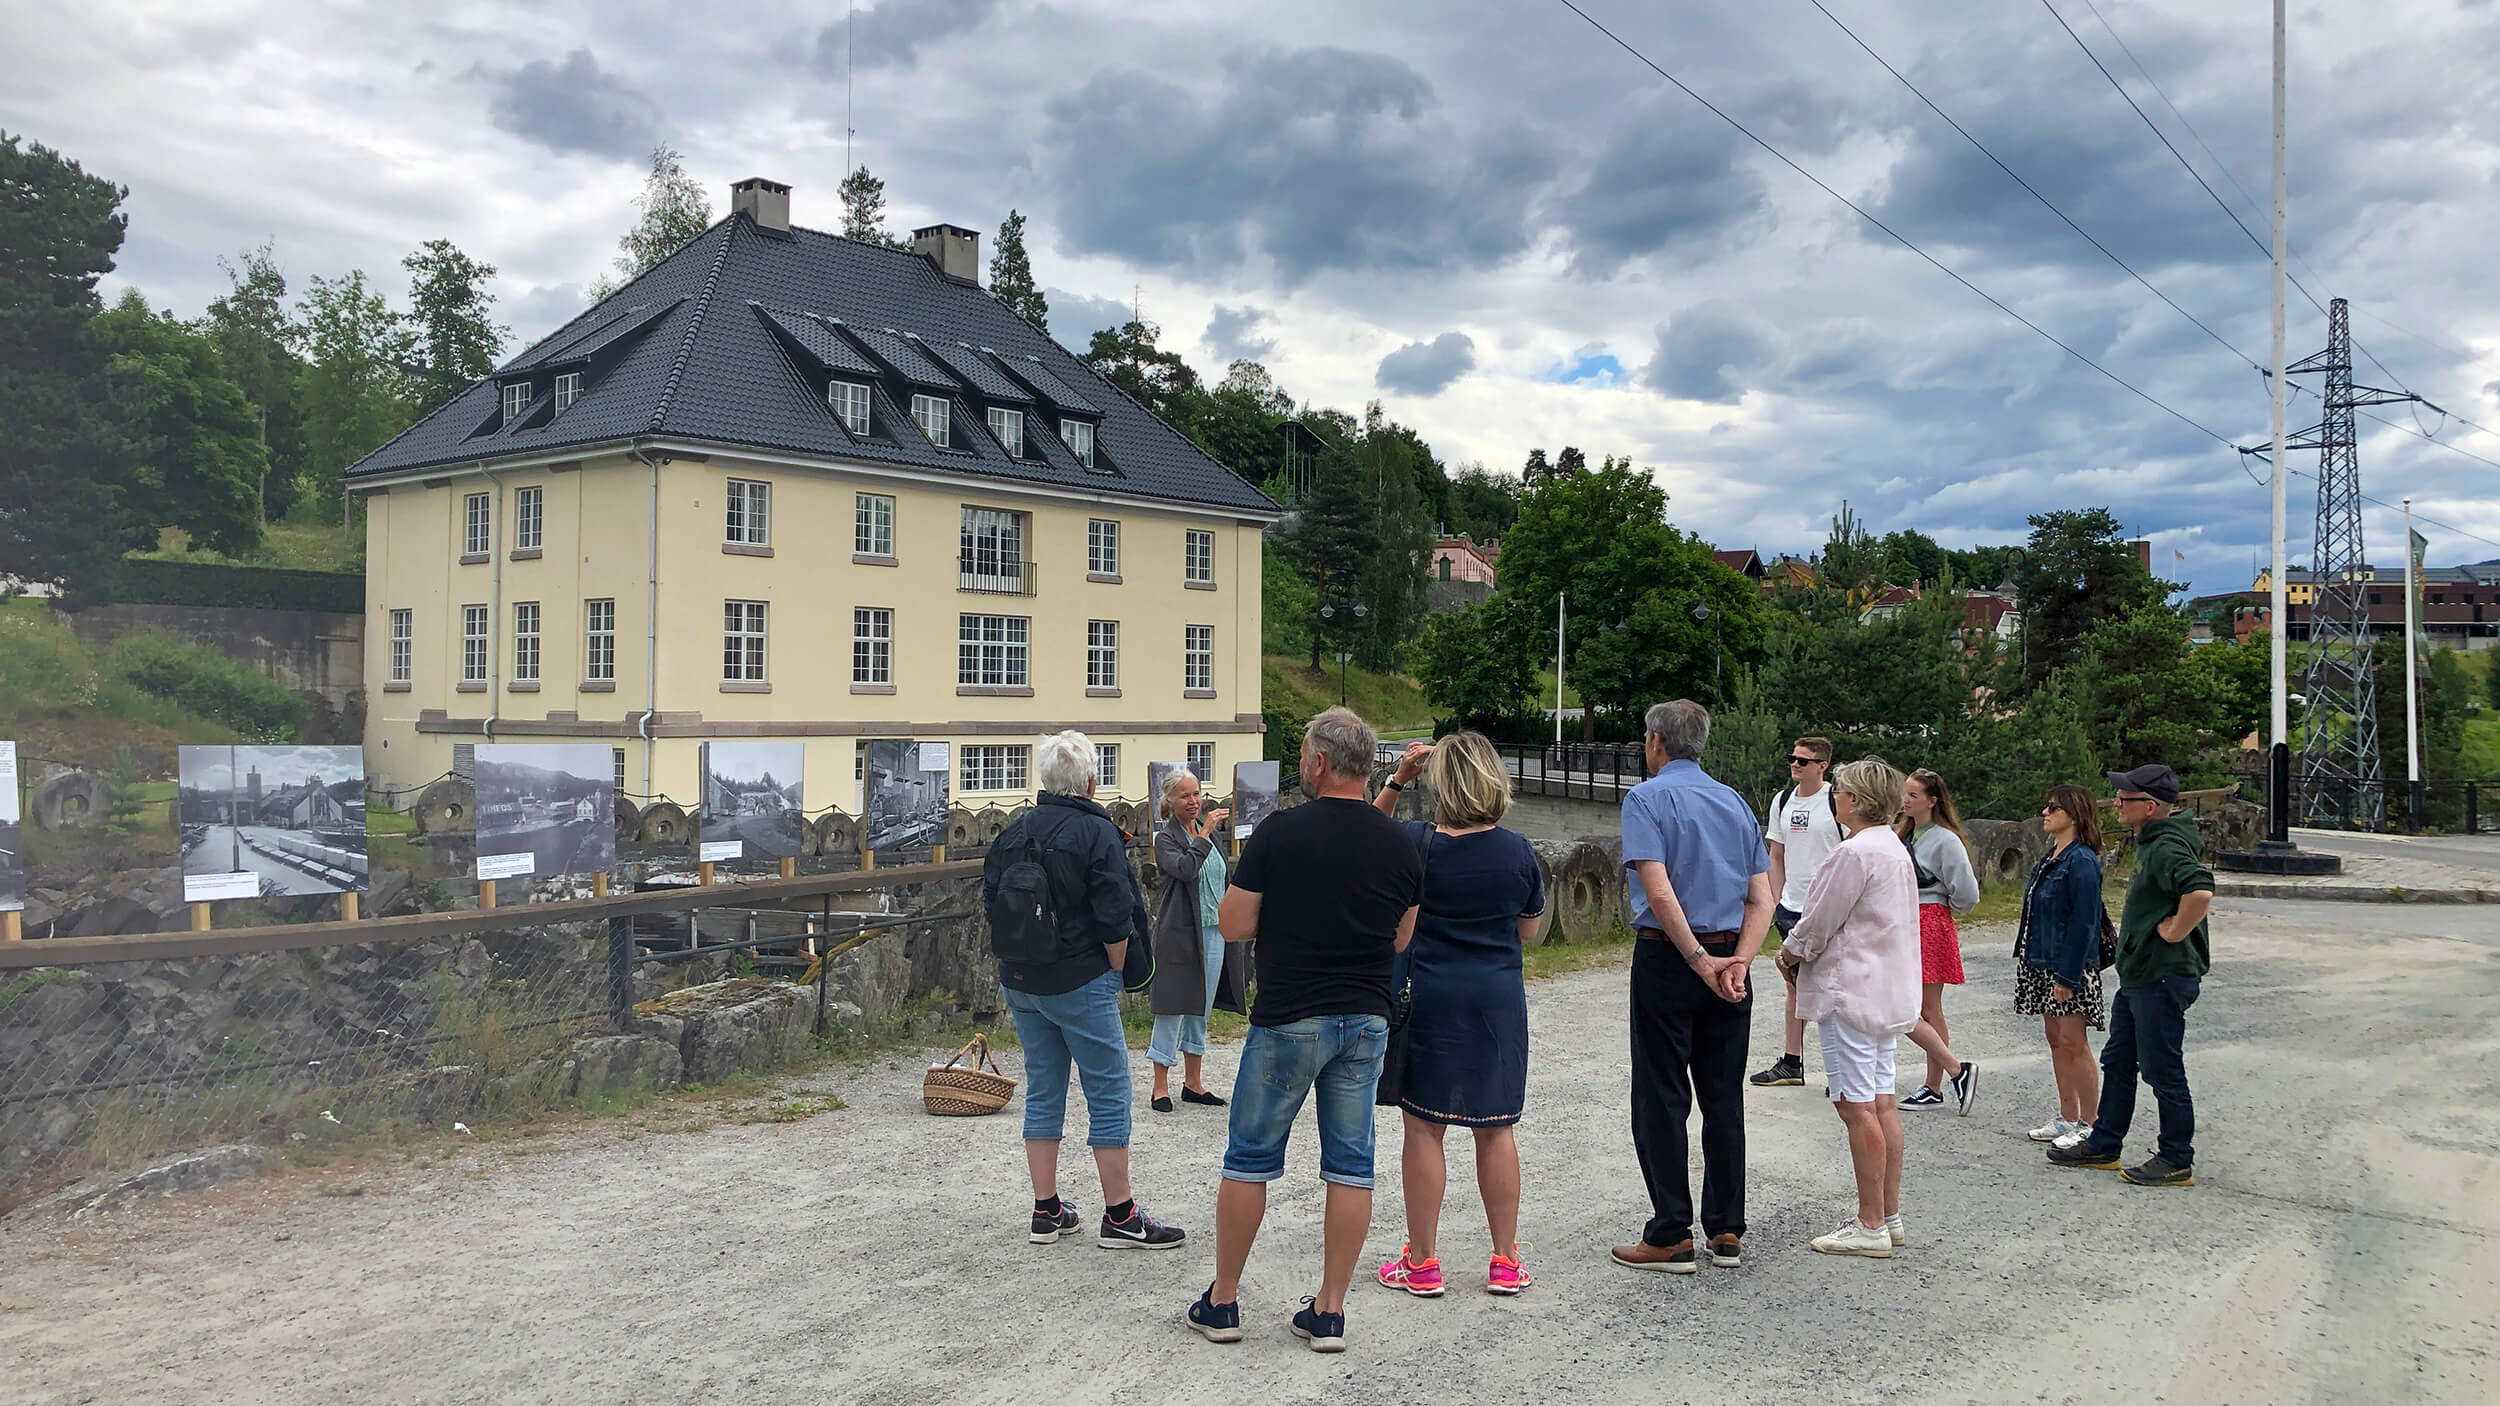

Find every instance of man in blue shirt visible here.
[1609,699,1775,1275]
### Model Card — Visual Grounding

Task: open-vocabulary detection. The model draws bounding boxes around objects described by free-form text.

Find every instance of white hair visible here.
[1158,765,1200,820]
[1034,730,1099,796]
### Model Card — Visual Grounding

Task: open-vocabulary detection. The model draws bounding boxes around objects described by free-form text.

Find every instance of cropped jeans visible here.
[1221,1013,1389,1189]
[1147,925,1226,1068]
[1003,969,1131,1148]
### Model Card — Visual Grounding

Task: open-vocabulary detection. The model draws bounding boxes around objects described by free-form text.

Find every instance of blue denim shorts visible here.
[1003,969,1130,1148]
[1221,1014,1389,1189]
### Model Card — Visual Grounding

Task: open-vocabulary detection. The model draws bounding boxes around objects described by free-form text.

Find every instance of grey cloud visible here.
[1037,46,1556,283]
[482,50,661,160]
[810,0,1002,74]
[1643,303,1777,404]
[1375,332,1475,396]
[1043,287,1132,353]
[505,281,589,346]
[1557,114,1767,276]
[1204,304,1276,361]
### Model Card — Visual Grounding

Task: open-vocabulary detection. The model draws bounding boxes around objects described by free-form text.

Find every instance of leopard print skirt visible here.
[2012,934,2105,1030]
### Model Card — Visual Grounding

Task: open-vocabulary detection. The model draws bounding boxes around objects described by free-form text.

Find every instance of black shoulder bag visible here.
[1374,822,1433,1108]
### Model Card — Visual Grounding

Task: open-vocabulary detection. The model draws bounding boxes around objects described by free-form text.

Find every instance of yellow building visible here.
[2250,567,2316,606]
[350,179,1277,811]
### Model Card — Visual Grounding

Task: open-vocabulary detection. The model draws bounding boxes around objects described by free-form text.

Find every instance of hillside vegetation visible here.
[1263,655,1436,737]
[0,599,249,762]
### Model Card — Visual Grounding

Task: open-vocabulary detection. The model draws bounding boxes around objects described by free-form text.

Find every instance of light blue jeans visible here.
[1147,924,1226,1068]
[1003,969,1130,1147]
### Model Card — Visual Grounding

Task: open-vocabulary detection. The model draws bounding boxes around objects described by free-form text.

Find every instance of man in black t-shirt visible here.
[1184,707,1421,1354]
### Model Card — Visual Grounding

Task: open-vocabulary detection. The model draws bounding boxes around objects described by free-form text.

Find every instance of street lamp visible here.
[1693,600,1722,701]
[1317,598,1369,707]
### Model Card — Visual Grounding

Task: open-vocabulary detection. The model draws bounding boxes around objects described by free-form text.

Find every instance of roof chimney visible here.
[731,177,791,235]
[912,224,981,283]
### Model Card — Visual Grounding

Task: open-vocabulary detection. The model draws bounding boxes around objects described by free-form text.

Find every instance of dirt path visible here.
[6,900,2497,1404]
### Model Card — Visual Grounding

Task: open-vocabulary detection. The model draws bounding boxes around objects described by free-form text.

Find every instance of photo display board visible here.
[1232,761,1279,842]
[699,742,806,862]
[862,740,950,852]
[0,741,22,914]
[178,745,368,903]
[1145,761,1191,829]
[474,743,615,881]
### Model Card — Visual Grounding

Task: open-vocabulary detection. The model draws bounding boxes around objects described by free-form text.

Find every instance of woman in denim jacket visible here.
[2016,783,2106,1146]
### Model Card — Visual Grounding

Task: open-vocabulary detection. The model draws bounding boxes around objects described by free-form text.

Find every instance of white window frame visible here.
[959,506,1026,592]
[912,393,951,447]
[462,604,489,683]
[1088,519,1120,577]
[512,601,541,683]
[1096,744,1120,791]
[957,613,1030,687]
[1185,529,1215,584]
[830,380,872,434]
[501,382,531,423]
[514,485,543,551]
[724,600,768,682]
[853,607,892,685]
[553,372,582,411]
[1186,743,1215,782]
[959,744,1030,794]
[1087,620,1119,690]
[1184,624,1213,691]
[1061,418,1095,468]
[388,609,411,685]
[725,478,771,547]
[855,492,894,556]
[986,405,1024,456]
[463,492,491,557]
[585,598,616,682]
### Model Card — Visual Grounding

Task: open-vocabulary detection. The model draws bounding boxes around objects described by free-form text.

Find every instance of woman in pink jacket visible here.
[1776,757,1921,1259]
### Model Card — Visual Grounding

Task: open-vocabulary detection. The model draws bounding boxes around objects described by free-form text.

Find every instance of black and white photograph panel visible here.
[177,745,368,902]
[862,740,950,852]
[1232,761,1280,842]
[474,743,615,881]
[0,740,22,913]
[700,742,805,861]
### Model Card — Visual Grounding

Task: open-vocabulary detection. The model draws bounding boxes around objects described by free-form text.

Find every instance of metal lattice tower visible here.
[2285,298,2410,829]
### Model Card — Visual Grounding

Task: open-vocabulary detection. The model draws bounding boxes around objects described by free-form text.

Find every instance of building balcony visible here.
[959,561,1037,596]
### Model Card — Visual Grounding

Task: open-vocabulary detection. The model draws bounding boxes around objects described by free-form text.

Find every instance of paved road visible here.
[2292,828,2500,871]
[2219,894,2500,946]
[5,906,2495,1403]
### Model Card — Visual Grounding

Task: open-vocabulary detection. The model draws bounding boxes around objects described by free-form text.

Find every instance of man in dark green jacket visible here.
[2047,764,2212,1187]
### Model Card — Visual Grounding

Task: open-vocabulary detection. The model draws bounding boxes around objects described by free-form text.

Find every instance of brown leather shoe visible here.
[1708,1234,1743,1268]
[1609,1239,1698,1274]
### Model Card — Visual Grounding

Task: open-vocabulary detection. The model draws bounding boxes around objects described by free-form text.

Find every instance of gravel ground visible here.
[5,899,2497,1405]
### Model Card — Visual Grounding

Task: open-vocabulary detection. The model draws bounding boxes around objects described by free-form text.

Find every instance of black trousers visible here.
[1630,934,1751,1245]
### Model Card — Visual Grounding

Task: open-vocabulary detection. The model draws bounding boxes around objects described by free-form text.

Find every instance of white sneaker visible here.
[2052,1122,2092,1149]
[2027,1117,2067,1142]
[1884,1213,1906,1247]
[1811,1218,1895,1258]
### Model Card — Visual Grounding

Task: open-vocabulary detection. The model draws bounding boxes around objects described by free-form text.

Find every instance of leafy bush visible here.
[104,631,310,741]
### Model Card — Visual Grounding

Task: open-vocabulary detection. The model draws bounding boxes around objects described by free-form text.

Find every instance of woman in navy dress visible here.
[1368,731,1546,1298]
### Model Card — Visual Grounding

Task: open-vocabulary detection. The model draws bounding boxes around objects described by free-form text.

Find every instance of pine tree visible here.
[402,240,506,417]
[989,209,1048,330]
[590,145,711,300]
[1554,446,1586,476]
[839,166,908,250]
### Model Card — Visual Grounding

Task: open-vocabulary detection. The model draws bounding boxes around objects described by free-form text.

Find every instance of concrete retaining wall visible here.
[57,602,364,712]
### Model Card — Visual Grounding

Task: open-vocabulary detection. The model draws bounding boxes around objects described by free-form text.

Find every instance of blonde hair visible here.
[1427,731,1512,828]
[1829,755,1905,829]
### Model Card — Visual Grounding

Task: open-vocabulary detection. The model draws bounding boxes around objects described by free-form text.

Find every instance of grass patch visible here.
[367,806,418,837]
[136,522,365,574]
[729,1092,848,1124]
[0,599,239,763]
[1262,655,1435,735]
[2464,716,2500,777]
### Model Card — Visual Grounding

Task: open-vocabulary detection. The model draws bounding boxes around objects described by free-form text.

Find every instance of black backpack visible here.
[986,820,1068,965]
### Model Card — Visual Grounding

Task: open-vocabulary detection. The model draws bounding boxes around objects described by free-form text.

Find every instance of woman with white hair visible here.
[1149,767,1236,1112]
[1776,756,1921,1259]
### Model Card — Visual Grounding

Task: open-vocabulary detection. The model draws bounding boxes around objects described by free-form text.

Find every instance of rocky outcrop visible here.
[23,1145,271,1225]
[637,978,821,1083]
[567,1033,682,1097]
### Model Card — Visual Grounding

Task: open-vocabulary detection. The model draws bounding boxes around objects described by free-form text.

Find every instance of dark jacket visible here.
[985,791,1150,996]
[2017,840,2104,991]
[1149,820,1250,1019]
[2116,812,2213,986]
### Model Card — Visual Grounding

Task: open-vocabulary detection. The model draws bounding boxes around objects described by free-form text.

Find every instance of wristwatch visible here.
[1384,780,1405,792]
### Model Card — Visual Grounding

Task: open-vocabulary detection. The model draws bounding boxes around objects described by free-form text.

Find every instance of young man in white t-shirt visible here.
[1750,737,1841,1088]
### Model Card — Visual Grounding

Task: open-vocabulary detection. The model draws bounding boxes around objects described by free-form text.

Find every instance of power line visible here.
[1804,0,2258,373]
[1552,0,2236,449]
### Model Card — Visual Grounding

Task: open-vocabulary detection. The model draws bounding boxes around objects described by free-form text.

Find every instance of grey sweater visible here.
[1907,826,1981,912]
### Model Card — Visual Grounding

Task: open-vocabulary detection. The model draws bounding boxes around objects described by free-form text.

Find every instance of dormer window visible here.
[986,406,1024,457]
[553,372,582,411]
[1061,419,1096,469]
[502,381,532,424]
[830,380,871,434]
[912,393,951,448]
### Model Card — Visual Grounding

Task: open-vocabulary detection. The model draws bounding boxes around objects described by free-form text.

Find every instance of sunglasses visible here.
[2041,803,2065,815]
[1788,756,1825,766]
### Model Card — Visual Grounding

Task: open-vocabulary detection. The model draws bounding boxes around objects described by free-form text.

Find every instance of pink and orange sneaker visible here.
[1376,1247,1445,1297]
[1487,1252,1533,1296]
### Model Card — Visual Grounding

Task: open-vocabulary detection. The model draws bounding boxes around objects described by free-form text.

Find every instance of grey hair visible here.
[1304,706,1376,783]
[1830,756,1905,828]
[1644,699,1710,761]
[1157,764,1200,821]
[1034,729,1099,796]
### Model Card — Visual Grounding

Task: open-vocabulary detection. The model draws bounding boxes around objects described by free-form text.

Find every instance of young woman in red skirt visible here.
[1896,770,1981,1114]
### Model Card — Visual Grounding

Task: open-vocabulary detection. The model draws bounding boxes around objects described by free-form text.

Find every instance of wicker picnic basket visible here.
[923,1033,1018,1116]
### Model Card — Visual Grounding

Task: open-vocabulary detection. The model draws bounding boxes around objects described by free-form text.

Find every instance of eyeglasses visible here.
[2114,794,2155,806]
[1788,756,1824,766]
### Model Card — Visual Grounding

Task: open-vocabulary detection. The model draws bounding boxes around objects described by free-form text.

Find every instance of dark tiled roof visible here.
[347,216,1278,515]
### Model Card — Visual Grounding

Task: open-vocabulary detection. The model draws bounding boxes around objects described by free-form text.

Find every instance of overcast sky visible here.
[9,0,2498,592]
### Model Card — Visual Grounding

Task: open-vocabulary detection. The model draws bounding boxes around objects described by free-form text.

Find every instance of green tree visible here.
[2010,507,2163,687]
[2069,604,2228,781]
[593,145,711,299]
[1520,447,1549,482]
[295,269,415,520]
[94,290,266,555]
[1262,539,1315,658]
[1446,463,1521,542]
[1880,529,1947,588]
[1936,687,2101,820]
[0,132,148,595]
[197,242,306,522]
[1945,544,2024,591]
[1701,666,1789,812]
[1763,589,1969,736]
[989,209,1047,331]
[1217,359,1294,415]
[2181,636,2272,747]
[2488,646,2500,713]
[1083,318,1201,422]
[1289,429,1381,671]
[1347,405,1434,671]
[1418,595,1541,724]
[402,240,505,417]
[838,165,907,249]
[1817,499,1882,596]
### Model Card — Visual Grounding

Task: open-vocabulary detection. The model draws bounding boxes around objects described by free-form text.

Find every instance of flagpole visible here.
[2403,497,2422,828]
[2264,0,2292,845]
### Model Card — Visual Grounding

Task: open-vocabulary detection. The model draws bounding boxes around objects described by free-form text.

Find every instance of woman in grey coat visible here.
[1148,768,1242,1112]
